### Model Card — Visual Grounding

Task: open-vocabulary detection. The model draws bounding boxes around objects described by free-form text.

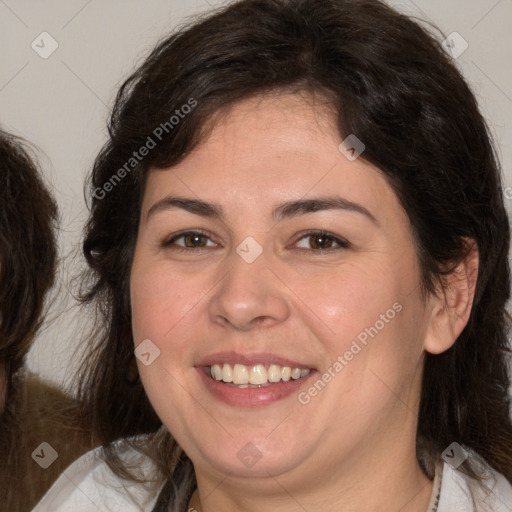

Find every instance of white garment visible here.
[32,446,512,512]
[437,460,512,512]
[31,445,162,512]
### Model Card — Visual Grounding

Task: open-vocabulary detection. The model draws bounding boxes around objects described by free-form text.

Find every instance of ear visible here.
[423,239,479,355]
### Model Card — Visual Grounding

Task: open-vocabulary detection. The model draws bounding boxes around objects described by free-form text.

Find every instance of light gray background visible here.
[1,0,511,390]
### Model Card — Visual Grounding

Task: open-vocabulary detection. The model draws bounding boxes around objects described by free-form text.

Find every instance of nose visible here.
[207,248,291,331]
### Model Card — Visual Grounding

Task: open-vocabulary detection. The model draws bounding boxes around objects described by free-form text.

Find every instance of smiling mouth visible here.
[208,363,311,388]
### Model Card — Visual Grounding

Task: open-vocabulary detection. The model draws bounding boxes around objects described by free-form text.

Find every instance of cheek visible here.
[297,261,423,391]
[293,262,403,350]
[130,261,202,344]
[130,263,203,415]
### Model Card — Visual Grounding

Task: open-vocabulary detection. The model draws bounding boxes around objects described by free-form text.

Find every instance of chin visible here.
[192,432,316,479]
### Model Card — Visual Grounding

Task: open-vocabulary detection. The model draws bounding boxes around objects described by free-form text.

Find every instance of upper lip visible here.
[195,351,314,370]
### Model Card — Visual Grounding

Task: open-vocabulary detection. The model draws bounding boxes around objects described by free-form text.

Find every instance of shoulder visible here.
[31,442,163,512]
[5,372,96,510]
[438,456,512,512]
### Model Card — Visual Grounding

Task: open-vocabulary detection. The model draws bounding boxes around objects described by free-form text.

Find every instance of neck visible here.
[189,434,434,512]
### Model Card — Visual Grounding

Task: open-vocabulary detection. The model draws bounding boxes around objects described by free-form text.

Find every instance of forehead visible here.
[142,93,402,225]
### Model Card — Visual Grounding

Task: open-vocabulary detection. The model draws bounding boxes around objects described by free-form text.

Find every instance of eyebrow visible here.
[147,195,378,225]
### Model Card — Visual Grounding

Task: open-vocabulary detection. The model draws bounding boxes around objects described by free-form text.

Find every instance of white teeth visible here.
[212,364,223,380]
[249,365,268,385]
[222,363,233,382]
[209,362,310,386]
[291,367,301,380]
[232,364,249,385]
[268,364,282,383]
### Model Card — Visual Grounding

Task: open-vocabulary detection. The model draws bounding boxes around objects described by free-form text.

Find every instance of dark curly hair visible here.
[76,0,512,510]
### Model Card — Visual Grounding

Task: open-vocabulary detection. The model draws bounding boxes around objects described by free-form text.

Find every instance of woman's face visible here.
[130,93,439,485]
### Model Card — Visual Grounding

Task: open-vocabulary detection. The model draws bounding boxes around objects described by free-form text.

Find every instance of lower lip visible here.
[197,368,315,407]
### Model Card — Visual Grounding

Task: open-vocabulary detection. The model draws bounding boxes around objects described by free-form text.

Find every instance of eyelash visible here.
[162,229,350,253]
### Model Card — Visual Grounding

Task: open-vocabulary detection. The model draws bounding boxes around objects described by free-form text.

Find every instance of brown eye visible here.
[183,233,208,247]
[309,234,334,249]
[163,231,216,250]
[295,231,350,251]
